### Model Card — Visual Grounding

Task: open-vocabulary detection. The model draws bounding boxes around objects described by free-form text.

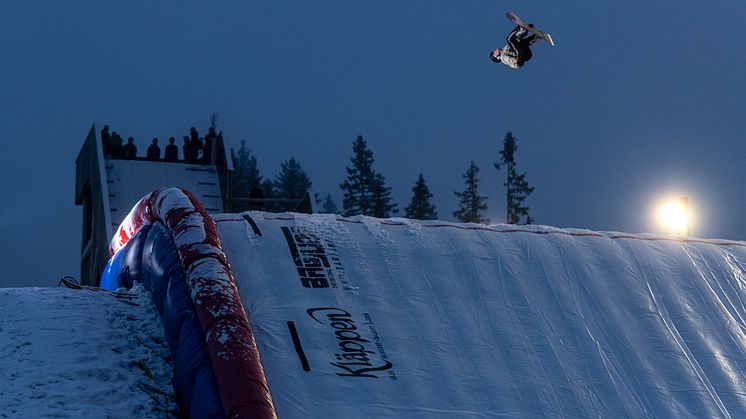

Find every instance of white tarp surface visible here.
[215,213,746,418]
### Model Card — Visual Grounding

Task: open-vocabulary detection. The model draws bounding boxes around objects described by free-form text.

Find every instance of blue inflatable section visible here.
[100,222,225,418]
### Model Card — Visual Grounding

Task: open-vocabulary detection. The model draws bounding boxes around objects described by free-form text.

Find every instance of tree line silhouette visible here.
[231,131,534,225]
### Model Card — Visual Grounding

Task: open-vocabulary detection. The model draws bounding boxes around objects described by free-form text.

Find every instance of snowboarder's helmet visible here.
[490,50,500,63]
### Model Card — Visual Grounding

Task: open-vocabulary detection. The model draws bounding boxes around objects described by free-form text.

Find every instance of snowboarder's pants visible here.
[507,27,536,63]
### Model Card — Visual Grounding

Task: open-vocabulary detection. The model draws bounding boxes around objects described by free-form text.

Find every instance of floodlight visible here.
[655,196,690,236]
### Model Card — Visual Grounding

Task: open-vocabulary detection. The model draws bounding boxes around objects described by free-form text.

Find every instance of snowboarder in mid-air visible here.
[491,12,555,69]
[490,25,538,69]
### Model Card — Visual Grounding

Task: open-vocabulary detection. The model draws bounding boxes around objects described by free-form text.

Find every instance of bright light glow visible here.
[655,197,690,236]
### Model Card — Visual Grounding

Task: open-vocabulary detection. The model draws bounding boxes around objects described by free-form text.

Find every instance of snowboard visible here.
[506,12,555,46]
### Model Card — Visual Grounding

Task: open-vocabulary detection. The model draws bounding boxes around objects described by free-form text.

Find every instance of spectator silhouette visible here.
[111,132,124,159]
[182,136,193,163]
[101,125,111,158]
[164,137,179,162]
[203,127,217,165]
[195,137,205,163]
[147,138,161,161]
[189,127,203,163]
[189,127,199,144]
[123,137,137,160]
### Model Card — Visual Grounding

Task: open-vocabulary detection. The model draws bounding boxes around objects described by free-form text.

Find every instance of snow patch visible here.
[0,286,176,418]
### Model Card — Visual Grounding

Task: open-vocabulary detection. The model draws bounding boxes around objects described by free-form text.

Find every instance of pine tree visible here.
[320,194,339,214]
[340,135,397,217]
[230,141,262,211]
[340,135,375,216]
[453,161,489,224]
[405,173,438,220]
[495,132,534,224]
[370,172,398,218]
[275,157,312,201]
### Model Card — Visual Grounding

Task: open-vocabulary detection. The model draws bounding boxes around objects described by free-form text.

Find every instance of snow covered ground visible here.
[0,284,176,418]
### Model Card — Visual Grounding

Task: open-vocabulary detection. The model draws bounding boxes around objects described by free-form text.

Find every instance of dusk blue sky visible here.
[1,2,745,287]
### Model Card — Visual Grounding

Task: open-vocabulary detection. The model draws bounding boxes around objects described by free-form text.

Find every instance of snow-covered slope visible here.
[0,285,176,418]
[215,213,746,418]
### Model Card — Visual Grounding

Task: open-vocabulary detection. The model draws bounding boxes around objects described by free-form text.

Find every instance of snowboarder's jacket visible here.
[493,26,536,69]
[497,46,521,69]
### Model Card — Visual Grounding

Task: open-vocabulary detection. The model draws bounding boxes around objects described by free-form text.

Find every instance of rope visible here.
[57,275,109,292]
[58,276,82,289]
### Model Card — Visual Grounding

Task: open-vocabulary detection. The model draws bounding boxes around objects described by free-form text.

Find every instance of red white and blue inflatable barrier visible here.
[100,187,276,418]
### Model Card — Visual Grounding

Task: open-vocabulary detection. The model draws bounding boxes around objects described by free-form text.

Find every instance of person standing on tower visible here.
[147,137,161,161]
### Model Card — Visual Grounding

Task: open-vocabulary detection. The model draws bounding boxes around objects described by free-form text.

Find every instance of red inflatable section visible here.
[110,187,276,419]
